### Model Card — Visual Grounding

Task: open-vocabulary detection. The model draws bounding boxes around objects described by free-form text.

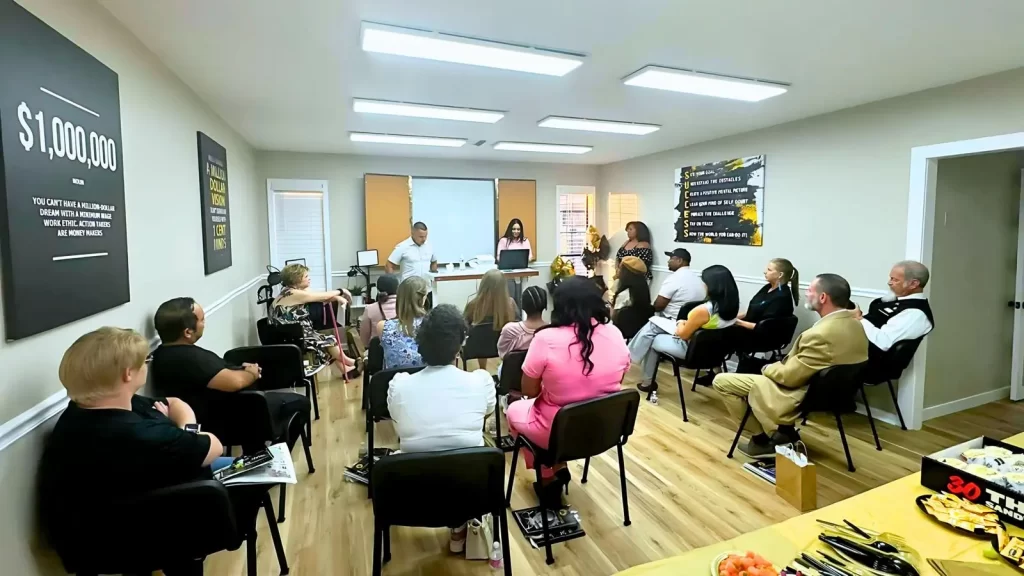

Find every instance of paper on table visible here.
[648,316,678,335]
[222,443,298,486]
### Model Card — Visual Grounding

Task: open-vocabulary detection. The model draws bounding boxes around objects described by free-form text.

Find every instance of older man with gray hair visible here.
[854,260,934,352]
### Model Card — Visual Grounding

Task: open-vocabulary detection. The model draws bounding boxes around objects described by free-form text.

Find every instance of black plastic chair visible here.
[861,338,923,431]
[650,327,738,422]
[226,344,319,423]
[494,351,527,451]
[735,316,799,358]
[505,389,640,565]
[370,448,512,576]
[47,481,287,576]
[462,323,500,370]
[362,337,384,411]
[726,362,868,472]
[366,366,425,498]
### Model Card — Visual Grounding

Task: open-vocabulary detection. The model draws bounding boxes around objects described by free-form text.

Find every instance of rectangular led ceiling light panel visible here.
[349,132,467,147]
[493,141,592,154]
[361,22,584,76]
[623,65,788,102]
[353,99,504,123]
[538,116,660,135]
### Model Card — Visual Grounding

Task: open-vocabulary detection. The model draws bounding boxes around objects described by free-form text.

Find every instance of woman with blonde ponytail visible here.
[735,258,799,330]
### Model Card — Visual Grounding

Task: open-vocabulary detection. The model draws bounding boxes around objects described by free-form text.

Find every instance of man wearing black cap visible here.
[627,248,706,393]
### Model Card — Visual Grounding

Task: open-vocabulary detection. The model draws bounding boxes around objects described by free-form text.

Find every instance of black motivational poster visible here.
[674,155,765,246]
[0,0,129,340]
[197,132,232,275]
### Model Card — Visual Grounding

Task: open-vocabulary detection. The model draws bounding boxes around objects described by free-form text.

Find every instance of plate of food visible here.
[916,493,1004,536]
[993,525,1024,571]
[711,550,779,576]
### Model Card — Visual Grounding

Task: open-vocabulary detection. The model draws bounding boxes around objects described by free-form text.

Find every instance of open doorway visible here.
[905,133,1024,429]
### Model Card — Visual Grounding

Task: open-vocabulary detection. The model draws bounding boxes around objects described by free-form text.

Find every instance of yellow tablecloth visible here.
[617,433,1024,575]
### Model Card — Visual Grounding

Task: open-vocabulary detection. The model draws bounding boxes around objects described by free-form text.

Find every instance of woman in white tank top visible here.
[636,265,739,392]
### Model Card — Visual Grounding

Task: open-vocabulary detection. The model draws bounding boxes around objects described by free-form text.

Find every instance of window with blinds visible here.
[272,191,327,291]
[557,191,594,275]
[608,193,639,237]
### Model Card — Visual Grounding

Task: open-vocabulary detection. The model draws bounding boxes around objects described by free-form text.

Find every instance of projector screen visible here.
[411,178,495,263]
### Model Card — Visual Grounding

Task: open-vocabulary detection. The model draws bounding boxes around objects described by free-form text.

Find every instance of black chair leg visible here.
[727,406,752,458]
[498,509,512,576]
[887,380,908,430]
[494,387,504,446]
[617,444,631,527]
[860,386,882,451]
[371,522,383,576]
[581,457,590,483]
[367,419,375,500]
[673,362,688,422]
[691,368,699,392]
[505,440,520,506]
[308,378,320,421]
[300,424,315,474]
[278,484,287,523]
[263,494,290,575]
[536,465,554,565]
[834,412,856,472]
[246,532,258,576]
[383,524,391,563]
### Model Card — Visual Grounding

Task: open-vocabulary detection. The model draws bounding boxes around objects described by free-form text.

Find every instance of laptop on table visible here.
[497,249,529,270]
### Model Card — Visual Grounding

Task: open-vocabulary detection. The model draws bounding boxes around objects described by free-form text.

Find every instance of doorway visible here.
[905,132,1024,429]
[923,153,1022,418]
[266,179,332,291]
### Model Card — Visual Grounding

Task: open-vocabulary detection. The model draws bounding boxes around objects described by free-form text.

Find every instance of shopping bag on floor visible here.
[775,441,816,511]
[466,514,494,560]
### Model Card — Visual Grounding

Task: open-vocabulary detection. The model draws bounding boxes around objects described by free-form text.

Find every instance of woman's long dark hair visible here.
[625,221,652,244]
[502,218,527,244]
[701,265,740,321]
[542,276,609,375]
[615,266,651,311]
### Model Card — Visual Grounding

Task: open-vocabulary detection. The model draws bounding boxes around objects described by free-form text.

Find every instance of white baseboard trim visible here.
[922,387,1011,421]
[855,402,903,428]
[0,272,265,455]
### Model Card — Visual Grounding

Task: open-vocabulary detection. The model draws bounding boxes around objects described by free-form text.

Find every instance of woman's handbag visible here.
[465,515,494,560]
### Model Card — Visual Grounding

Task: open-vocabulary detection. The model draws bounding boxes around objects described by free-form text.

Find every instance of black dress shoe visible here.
[637,381,658,393]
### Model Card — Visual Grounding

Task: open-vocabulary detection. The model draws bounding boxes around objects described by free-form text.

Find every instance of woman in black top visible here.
[612,256,654,339]
[615,221,653,281]
[736,258,799,329]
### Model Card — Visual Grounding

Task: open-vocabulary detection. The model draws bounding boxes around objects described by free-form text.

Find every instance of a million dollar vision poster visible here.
[674,155,765,246]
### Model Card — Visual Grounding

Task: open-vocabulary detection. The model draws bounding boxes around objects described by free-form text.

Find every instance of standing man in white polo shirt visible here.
[386,222,439,307]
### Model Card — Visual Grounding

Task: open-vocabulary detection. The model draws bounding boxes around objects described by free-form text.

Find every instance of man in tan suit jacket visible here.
[713,273,868,458]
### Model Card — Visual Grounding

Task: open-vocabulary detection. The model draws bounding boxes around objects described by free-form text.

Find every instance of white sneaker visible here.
[498,394,509,413]
[449,524,467,554]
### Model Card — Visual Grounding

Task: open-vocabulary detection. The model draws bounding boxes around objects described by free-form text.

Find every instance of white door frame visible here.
[905,132,1024,428]
[1013,169,1024,402]
[266,179,332,290]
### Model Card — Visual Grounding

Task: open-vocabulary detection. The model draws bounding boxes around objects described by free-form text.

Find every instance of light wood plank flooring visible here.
[203,364,1024,575]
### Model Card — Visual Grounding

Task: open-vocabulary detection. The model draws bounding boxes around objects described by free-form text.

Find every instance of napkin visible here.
[928,558,1017,575]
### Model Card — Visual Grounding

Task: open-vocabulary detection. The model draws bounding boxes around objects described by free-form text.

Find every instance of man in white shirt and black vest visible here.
[854,260,934,356]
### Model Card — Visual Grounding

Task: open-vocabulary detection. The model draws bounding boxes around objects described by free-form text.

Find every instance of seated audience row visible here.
[464,268,519,370]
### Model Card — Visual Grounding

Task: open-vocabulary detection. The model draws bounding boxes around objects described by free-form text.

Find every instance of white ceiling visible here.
[99,0,1024,165]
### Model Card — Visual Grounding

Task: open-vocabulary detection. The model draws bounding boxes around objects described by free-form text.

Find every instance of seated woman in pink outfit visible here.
[505,276,630,508]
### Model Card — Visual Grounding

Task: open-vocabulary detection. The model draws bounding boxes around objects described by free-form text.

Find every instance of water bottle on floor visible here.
[649,390,659,405]
[489,541,503,569]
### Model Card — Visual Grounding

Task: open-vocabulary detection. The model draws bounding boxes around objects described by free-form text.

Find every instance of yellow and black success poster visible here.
[675,155,764,246]
[197,132,231,274]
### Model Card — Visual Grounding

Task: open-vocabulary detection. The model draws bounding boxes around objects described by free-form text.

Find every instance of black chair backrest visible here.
[498,350,528,395]
[463,322,500,361]
[367,337,384,377]
[683,327,739,369]
[799,362,868,415]
[546,389,641,464]
[256,317,304,347]
[866,337,924,382]
[369,366,425,421]
[200,390,275,446]
[751,315,799,351]
[371,447,504,529]
[676,299,707,321]
[225,344,303,392]
[52,480,241,574]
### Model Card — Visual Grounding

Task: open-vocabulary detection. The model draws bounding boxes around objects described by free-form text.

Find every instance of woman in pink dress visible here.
[506,276,631,507]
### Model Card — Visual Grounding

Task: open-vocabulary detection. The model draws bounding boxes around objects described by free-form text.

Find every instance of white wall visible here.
[0,0,269,573]
[257,152,600,276]
[598,67,1024,290]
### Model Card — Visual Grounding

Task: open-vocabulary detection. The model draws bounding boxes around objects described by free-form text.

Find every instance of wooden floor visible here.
[203,364,1024,576]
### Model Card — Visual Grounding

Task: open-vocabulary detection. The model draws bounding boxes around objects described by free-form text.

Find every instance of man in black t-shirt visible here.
[150,297,310,436]
[40,327,226,568]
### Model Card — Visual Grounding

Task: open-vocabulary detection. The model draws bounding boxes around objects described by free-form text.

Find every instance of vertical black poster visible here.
[197,132,232,275]
[0,0,129,340]
[674,155,765,246]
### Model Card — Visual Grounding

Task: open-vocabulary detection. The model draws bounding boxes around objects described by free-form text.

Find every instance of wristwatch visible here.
[184,423,201,434]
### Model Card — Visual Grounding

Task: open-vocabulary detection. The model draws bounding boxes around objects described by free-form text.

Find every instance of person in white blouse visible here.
[386,222,438,298]
[853,260,934,352]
